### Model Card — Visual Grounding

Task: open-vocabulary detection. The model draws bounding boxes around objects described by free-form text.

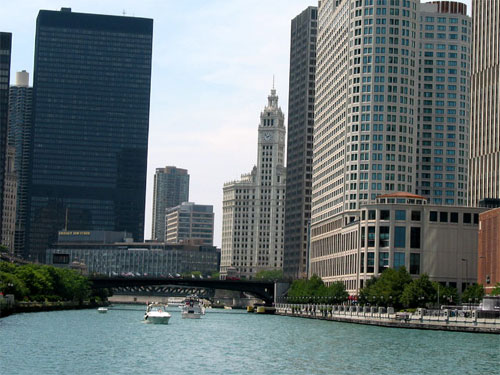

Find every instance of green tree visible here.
[461,283,484,304]
[0,271,28,300]
[0,245,9,253]
[490,283,500,296]
[255,269,283,281]
[400,274,436,308]
[433,282,459,306]
[211,272,220,280]
[359,267,412,309]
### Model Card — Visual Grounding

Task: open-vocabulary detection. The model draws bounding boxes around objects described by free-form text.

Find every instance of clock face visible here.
[263,132,272,141]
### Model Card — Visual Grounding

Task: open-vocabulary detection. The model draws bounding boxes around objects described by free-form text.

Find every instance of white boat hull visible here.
[181,312,201,319]
[144,315,171,324]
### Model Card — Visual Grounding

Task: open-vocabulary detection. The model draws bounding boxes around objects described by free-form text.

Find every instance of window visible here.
[367,252,375,273]
[473,213,479,225]
[410,227,421,248]
[394,226,406,248]
[440,211,448,222]
[379,226,390,247]
[53,253,70,264]
[450,212,458,223]
[380,210,390,220]
[430,211,438,221]
[361,227,366,247]
[411,211,421,221]
[395,210,406,220]
[394,252,405,269]
[463,212,471,223]
[368,210,376,220]
[379,252,389,271]
[410,253,420,274]
[368,226,376,247]
[360,252,365,273]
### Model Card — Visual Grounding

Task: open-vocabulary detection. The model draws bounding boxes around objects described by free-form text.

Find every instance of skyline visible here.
[0,0,473,248]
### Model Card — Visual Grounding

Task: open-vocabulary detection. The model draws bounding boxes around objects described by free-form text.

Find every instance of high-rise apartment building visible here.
[0,32,12,246]
[1,146,16,251]
[152,166,189,242]
[221,88,286,279]
[8,71,33,257]
[166,202,214,246]
[284,6,317,280]
[27,9,153,262]
[309,0,472,293]
[417,2,470,206]
[469,0,500,206]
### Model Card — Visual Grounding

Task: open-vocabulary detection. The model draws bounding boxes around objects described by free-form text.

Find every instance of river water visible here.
[1,305,497,375]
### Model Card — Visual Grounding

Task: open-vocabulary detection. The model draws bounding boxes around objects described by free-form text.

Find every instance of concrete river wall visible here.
[275,303,500,334]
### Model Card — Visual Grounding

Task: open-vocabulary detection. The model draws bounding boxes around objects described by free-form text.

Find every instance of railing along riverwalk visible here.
[274,303,500,334]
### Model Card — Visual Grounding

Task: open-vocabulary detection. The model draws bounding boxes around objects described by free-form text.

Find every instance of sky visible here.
[1,0,472,247]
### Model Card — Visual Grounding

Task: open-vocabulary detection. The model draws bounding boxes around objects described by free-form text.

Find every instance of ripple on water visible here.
[1,307,498,375]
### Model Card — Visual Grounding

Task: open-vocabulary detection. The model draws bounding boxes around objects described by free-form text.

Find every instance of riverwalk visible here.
[275,303,500,334]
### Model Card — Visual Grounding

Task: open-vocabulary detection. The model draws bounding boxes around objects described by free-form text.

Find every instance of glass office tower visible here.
[27,8,153,261]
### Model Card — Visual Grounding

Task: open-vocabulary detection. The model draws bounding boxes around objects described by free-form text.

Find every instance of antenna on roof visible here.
[122,9,127,16]
[272,74,275,89]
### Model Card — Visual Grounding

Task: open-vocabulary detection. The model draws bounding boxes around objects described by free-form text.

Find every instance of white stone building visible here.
[221,88,286,279]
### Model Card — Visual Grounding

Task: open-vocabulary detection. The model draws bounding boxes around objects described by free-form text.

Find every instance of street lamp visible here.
[461,258,468,291]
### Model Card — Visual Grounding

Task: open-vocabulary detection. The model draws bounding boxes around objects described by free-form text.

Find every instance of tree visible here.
[490,283,500,296]
[0,245,9,253]
[433,282,459,306]
[287,275,348,304]
[0,271,28,300]
[358,267,412,309]
[461,283,484,304]
[255,269,283,281]
[400,274,436,308]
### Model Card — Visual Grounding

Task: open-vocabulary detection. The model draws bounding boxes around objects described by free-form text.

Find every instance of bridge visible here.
[89,276,287,305]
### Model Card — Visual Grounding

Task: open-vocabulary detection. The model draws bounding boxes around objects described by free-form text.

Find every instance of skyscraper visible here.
[221,88,286,279]
[309,0,472,293]
[469,0,500,206]
[0,32,12,246]
[284,6,317,280]
[417,2,470,206]
[8,71,33,257]
[27,8,153,262]
[151,166,189,242]
[166,202,214,246]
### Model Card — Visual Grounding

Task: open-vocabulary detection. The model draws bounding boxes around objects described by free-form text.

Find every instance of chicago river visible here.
[1,306,497,374]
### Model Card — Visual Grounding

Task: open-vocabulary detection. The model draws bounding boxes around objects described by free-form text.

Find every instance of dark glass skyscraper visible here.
[27,9,153,261]
[283,7,317,279]
[8,71,33,257]
[0,32,12,245]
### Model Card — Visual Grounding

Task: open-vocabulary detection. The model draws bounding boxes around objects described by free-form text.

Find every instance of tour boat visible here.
[144,302,171,324]
[181,295,204,319]
[97,307,108,313]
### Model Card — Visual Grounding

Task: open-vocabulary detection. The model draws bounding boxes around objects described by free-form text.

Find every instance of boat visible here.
[181,295,203,319]
[224,306,233,310]
[97,307,108,313]
[144,302,171,324]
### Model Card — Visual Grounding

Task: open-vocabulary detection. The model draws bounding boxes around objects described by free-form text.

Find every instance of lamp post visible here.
[461,258,468,291]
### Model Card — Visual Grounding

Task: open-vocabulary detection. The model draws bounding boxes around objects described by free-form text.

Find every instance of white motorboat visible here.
[97,307,108,313]
[181,295,203,319]
[144,302,171,324]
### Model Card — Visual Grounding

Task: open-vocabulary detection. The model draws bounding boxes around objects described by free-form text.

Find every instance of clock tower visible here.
[221,87,287,279]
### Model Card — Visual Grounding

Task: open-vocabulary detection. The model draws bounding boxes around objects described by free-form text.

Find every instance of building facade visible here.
[46,234,219,277]
[152,166,189,242]
[310,193,484,294]
[417,2,470,205]
[8,71,33,257]
[0,32,11,246]
[166,202,214,246]
[221,88,286,279]
[469,0,500,206]
[310,0,472,292]
[284,6,317,280]
[478,207,500,294]
[1,146,16,251]
[27,9,153,262]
